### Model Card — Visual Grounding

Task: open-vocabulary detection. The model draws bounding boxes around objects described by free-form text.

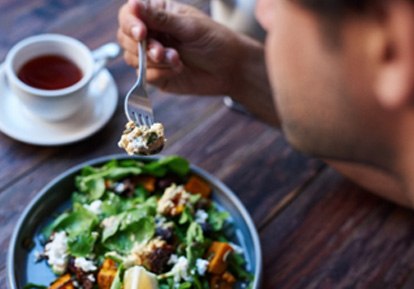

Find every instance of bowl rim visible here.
[7,154,262,289]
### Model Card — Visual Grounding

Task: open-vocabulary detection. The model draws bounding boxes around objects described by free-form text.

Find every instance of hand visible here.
[117,0,243,95]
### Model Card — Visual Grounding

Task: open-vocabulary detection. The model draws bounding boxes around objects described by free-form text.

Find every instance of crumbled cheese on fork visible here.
[118,121,166,155]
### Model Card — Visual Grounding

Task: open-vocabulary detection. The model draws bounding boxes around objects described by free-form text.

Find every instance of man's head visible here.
[256,0,414,174]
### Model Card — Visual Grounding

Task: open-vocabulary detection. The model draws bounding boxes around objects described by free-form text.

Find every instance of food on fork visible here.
[118,121,165,155]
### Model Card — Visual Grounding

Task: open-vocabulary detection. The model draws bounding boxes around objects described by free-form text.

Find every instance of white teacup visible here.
[5,34,119,121]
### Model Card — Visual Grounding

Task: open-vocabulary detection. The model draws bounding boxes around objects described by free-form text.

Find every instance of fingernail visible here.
[165,50,176,63]
[131,26,141,41]
[149,48,158,61]
[165,50,182,70]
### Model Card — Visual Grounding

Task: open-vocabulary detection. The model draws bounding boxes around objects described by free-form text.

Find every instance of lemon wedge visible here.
[123,266,159,289]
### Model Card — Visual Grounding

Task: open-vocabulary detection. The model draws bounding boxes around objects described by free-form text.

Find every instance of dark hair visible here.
[292,0,414,48]
[295,0,412,19]
[292,0,384,48]
[296,0,382,16]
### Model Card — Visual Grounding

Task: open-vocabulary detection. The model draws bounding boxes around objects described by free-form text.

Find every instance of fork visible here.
[124,40,154,127]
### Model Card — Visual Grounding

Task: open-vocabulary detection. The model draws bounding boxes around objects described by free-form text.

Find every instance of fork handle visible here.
[137,40,146,87]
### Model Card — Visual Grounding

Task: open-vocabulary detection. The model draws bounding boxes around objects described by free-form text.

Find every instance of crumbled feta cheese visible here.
[74,257,97,272]
[114,182,126,193]
[44,231,69,275]
[195,258,209,276]
[84,200,102,215]
[118,121,166,155]
[168,254,178,265]
[170,256,191,283]
[229,242,244,255]
[195,209,208,224]
[87,274,96,282]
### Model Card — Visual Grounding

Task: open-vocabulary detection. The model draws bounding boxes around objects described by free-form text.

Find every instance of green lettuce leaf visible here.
[143,156,189,177]
[103,217,155,253]
[102,215,123,242]
[208,207,230,231]
[45,204,98,238]
[68,233,98,257]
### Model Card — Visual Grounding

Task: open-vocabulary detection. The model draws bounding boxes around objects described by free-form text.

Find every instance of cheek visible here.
[264,15,297,110]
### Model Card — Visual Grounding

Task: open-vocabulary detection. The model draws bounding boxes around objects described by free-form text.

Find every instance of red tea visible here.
[17,54,82,90]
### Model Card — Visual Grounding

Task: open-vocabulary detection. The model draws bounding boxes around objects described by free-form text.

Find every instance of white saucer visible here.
[0,65,118,146]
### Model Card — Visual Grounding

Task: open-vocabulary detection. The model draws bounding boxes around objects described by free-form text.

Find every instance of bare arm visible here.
[117,0,279,126]
[227,34,279,127]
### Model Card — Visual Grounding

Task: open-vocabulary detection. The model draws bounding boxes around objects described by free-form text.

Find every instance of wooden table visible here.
[1,1,414,288]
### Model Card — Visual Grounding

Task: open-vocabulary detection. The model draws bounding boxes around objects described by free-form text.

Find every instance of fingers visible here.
[118,28,181,65]
[147,39,182,68]
[118,0,184,75]
[118,0,147,41]
[147,38,165,63]
[162,48,182,68]
[147,65,184,91]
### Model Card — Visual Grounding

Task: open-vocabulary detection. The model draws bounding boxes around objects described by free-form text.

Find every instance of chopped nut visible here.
[118,121,165,155]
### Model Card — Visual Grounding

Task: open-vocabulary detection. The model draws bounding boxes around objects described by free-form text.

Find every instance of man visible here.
[118,0,414,206]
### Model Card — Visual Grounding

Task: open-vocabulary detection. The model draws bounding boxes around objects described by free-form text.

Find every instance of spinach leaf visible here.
[68,233,98,257]
[106,167,143,180]
[179,207,193,225]
[177,282,192,289]
[76,161,144,201]
[45,204,98,238]
[143,156,189,177]
[228,252,254,281]
[102,215,123,242]
[185,222,206,266]
[101,193,134,217]
[103,217,155,253]
[186,222,204,244]
[208,207,230,231]
[79,177,106,200]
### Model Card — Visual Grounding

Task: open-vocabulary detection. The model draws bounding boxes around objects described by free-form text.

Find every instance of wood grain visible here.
[261,168,414,289]
[1,1,414,289]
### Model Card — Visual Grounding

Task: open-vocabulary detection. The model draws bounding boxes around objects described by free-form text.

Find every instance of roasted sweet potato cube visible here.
[97,259,118,289]
[185,175,212,198]
[221,271,236,284]
[101,258,117,270]
[206,242,233,274]
[136,175,156,192]
[49,274,74,289]
[209,272,236,289]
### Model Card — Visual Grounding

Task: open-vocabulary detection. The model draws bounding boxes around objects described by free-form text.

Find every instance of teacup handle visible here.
[92,42,121,77]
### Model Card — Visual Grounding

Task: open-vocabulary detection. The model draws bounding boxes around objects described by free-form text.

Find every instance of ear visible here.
[375,0,414,109]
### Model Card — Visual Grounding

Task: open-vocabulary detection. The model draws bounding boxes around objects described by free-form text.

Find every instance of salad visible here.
[29,156,252,289]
